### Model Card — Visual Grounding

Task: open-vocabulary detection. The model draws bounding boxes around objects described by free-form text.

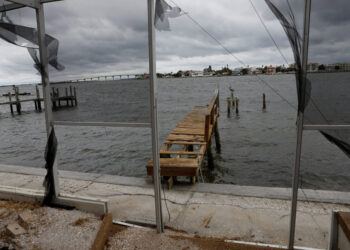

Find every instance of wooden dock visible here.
[146,89,219,187]
[0,85,77,114]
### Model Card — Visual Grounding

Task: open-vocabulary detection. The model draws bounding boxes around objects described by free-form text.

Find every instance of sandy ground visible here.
[106,225,284,250]
[0,200,101,250]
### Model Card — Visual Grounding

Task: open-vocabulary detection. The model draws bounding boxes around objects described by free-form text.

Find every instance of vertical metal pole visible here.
[328,210,338,250]
[288,0,311,248]
[147,0,164,233]
[36,3,60,197]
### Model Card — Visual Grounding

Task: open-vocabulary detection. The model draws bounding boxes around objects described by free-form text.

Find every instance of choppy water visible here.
[0,74,349,191]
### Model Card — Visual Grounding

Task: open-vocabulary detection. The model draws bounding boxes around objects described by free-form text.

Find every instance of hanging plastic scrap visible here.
[265,0,350,158]
[43,127,58,205]
[155,0,182,31]
[0,12,64,73]
[265,0,310,113]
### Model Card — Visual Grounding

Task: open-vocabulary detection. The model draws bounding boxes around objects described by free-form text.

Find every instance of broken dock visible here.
[0,85,77,114]
[147,89,220,187]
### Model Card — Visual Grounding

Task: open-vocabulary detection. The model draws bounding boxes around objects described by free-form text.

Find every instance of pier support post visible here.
[226,97,231,115]
[65,88,69,106]
[15,87,21,114]
[74,87,77,106]
[263,93,266,110]
[214,123,221,154]
[230,89,234,107]
[8,92,13,114]
[235,98,239,114]
[57,88,60,107]
[36,85,42,111]
[70,86,73,106]
[206,146,214,170]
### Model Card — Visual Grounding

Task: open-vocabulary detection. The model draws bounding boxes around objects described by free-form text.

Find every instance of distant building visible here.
[189,70,204,77]
[329,62,350,71]
[249,67,262,75]
[183,70,204,77]
[266,66,276,74]
[307,62,319,72]
[232,67,242,76]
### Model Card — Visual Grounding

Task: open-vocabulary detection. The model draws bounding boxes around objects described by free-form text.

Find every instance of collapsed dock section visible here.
[147,89,219,186]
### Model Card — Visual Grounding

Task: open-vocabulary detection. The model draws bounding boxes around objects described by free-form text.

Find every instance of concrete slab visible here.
[1,164,350,205]
[0,165,350,248]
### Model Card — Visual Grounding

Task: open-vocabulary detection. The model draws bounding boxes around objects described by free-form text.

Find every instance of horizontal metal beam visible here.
[0,3,24,12]
[0,0,62,12]
[303,124,350,130]
[53,121,151,128]
[7,0,38,8]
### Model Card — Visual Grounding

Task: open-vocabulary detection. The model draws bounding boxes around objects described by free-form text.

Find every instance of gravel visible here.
[0,200,101,249]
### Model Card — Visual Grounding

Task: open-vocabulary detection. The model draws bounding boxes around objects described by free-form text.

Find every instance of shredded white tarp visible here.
[155,0,182,31]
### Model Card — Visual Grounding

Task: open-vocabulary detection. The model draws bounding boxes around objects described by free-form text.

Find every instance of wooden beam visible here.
[160,151,204,156]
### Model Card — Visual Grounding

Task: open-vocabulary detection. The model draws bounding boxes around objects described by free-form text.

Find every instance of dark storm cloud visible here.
[1,0,350,84]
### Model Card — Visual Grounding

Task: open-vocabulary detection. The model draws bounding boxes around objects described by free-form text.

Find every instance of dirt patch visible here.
[72,217,91,227]
[0,199,101,250]
[106,225,284,250]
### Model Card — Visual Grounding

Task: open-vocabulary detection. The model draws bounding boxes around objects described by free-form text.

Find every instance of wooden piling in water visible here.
[65,88,69,106]
[8,92,13,114]
[227,97,231,114]
[214,123,221,154]
[207,146,214,170]
[263,93,266,110]
[230,89,234,107]
[57,88,61,107]
[235,98,239,114]
[70,86,73,106]
[74,87,77,105]
[15,87,21,114]
[36,85,42,111]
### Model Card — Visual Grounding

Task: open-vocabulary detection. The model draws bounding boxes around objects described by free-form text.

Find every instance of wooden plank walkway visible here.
[146,89,219,187]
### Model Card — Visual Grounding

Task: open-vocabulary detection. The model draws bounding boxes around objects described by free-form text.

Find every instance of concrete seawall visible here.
[1,163,350,248]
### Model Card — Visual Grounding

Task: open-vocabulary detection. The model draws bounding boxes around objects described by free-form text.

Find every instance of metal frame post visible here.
[288,0,312,248]
[36,2,60,197]
[328,210,338,250]
[147,0,164,233]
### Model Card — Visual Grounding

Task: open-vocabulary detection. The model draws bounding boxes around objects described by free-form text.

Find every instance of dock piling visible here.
[65,88,69,106]
[70,86,73,106]
[263,93,266,110]
[214,123,221,154]
[8,92,13,114]
[235,98,239,114]
[36,85,42,111]
[57,88,61,107]
[230,89,234,107]
[74,87,77,105]
[207,146,214,170]
[15,87,21,114]
[227,97,231,114]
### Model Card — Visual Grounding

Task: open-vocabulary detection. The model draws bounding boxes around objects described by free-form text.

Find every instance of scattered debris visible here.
[6,223,26,238]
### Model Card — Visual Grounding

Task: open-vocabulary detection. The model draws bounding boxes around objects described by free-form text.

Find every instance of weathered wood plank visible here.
[167,134,205,142]
[160,151,204,155]
[164,141,206,145]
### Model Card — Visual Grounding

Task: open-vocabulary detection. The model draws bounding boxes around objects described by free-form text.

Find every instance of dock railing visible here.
[204,89,219,142]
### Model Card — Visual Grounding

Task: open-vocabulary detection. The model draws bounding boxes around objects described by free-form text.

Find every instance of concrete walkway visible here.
[1,164,350,249]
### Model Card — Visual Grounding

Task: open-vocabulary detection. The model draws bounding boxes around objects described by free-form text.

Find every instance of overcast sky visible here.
[0,0,350,85]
